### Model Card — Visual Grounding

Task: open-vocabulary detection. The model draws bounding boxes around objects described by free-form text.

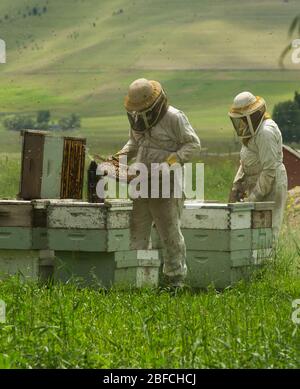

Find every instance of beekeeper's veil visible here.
[228,91,267,138]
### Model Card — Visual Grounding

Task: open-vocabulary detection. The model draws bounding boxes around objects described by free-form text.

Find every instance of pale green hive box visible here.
[185,250,255,289]
[54,251,116,288]
[0,200,33,250]
[114,250,160,288]
[0,250,38,280]
[47,200,131,252]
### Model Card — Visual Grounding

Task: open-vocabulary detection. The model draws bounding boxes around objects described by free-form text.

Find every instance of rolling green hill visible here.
[0,0,300,153]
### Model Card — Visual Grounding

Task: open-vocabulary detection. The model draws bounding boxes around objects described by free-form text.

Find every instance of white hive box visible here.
[181,201,254,230]
[47,200,132,252]
[114,250,160,288]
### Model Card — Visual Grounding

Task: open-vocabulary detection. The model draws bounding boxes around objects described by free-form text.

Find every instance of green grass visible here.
[0,239,299,368]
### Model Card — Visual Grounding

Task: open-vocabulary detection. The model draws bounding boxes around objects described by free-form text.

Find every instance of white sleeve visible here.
[174,112,201,163]
[249,128,277,201]
[116,128,138,161]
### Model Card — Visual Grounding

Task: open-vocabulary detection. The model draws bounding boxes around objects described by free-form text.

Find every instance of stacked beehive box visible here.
[0,198,274,290]
[0,200,54,281]
[152,201,274,289]
[47,199,129,287]
[46,199,160,288]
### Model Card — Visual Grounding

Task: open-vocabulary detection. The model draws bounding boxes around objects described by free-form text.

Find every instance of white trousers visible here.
[130,197,187,279]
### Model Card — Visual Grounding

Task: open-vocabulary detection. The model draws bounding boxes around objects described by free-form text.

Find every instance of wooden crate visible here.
[114,250,160,288]
[20,131,85,200]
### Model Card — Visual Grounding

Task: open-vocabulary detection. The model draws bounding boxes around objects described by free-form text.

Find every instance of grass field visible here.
[0,234,299,368]
[1,69,300,155]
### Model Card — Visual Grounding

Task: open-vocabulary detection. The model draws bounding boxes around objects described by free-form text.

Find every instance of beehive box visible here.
[47,200,132,252]
[152,201,274,289]
[252,202,274,229]
[0,250,39,280]
[20,131,85,200]
[0,200,33,250]
[185,250,261,289]
[39,249,55,281]
[54,251,116,288]
[181,201,254,230]
[152,201,254,250]
[0,200,54,281]
[0,249,54,281]
[114,250,160,288]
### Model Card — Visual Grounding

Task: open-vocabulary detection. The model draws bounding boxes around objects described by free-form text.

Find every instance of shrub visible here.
[272,91,300,142]
[58,114,81,130]
[3,115,35,131]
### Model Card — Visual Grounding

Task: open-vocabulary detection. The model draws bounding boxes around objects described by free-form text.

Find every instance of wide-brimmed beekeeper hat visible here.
[124,78,163,112]
[228,91,267,138]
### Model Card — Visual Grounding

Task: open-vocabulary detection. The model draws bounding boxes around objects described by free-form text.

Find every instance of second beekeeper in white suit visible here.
[228,91,288,241]
[115,78,201,288]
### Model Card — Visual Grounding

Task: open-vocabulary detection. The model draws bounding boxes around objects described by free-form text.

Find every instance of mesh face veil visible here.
[229,96,267,139]
[127,90,168,132]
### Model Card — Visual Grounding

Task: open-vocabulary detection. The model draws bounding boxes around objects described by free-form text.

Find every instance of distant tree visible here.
[273,92,300,142]
[3,115,35,131]
[58,113,81,130]
[294,91,300,109]
[37,110,50,124]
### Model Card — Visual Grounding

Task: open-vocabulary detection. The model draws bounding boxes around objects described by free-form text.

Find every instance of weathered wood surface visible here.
[0,203,32,227]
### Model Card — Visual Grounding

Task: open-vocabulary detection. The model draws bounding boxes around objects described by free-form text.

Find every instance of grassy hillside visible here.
[0,0,299,154]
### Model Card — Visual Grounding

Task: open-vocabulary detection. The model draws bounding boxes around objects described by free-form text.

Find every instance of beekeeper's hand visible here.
[166,153,180,165]
[228,187,246,203]
[243,193,256,202]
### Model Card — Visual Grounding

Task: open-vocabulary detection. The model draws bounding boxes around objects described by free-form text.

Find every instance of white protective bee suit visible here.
[119,103,201,281]
[230,92,288,241]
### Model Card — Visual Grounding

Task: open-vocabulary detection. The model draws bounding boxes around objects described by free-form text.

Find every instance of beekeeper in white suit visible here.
[114,78,201,288]
[228,91,288,241]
